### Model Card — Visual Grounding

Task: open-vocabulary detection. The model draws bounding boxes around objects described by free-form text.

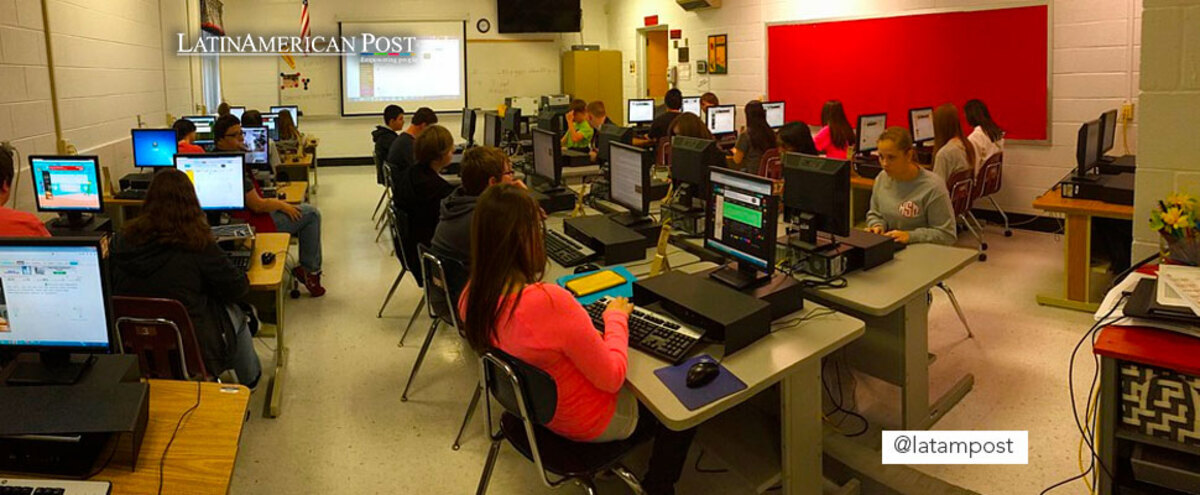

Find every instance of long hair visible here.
[277,110,301,141]
[122,170,213,252]
[778,122,818,155]
[462,184,546,353]
[669,112,714,140]
[744,101,775,152]
[933,103,976,167]
[820,100,854,149]
[964,99,1003,143]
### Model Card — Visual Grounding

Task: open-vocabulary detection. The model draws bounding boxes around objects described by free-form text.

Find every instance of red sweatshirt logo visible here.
[898,200,920,218]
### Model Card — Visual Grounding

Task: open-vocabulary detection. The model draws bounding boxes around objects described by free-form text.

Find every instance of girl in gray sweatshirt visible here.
[866,127,957,246]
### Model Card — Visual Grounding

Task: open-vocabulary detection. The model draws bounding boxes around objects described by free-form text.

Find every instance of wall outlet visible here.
[1120,102,1135,123]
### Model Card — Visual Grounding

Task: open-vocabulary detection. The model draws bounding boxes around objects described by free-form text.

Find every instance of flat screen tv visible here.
[497,0,582,33]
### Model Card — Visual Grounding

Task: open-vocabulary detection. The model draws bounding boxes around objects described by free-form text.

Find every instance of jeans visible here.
[225,304,262,388]
[271,203,322,272]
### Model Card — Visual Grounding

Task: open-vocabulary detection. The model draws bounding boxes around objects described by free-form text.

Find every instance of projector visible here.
[541,94,571,109]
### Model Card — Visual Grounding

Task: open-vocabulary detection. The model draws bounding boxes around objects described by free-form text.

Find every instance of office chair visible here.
[475,350,646,495]
[401,246,467,403]
[112,296,211,381]
[380,205,428,352]
[947,168,986,262]
[757,148,782,180]
[972,153,1011,238]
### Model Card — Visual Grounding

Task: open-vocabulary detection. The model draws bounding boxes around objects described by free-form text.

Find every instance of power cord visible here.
[159,380,202,495]
[821,353,869,437]
[692,448,729,474]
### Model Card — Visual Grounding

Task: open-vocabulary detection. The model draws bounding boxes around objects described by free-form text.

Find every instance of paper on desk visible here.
[1157,277,1189,308]
[1158,265,1200,317]
[1095,272,1200,339]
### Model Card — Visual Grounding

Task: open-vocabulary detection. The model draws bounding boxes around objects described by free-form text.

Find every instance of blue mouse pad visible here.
[555,266,636,305]
[653,355,747,411]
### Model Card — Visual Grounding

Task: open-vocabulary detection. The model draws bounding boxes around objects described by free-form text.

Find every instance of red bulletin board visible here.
[767,5,1048,141]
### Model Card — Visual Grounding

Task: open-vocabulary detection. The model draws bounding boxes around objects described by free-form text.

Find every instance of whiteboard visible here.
[279,54,339,117]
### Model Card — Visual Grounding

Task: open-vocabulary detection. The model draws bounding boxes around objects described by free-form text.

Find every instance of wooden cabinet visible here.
[562,50,625,125]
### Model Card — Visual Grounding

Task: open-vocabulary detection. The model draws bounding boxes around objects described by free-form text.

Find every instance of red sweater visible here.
[814,125,849,159]
[462,283,630,441]
[0,207,50,237]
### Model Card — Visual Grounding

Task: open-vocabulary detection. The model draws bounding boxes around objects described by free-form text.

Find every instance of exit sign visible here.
[644,15,659,26]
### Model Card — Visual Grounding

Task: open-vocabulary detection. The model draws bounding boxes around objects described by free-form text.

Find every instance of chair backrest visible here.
[111,296,210,381]
[419,245,469,333]
[975,152,1003,199]
[758,148,782,180]
[656,136,672,167]
[390,202,423,287]
[482,349,558,426]
[374,151,384,185]
[946,168,975,217]
[382,160,394,189]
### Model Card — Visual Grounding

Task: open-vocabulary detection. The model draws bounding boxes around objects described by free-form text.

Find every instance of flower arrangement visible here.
[1151,192,1200,265]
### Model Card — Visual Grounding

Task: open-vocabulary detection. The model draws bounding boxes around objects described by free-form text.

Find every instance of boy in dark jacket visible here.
[373,105,405,183]
[432,146,522,262]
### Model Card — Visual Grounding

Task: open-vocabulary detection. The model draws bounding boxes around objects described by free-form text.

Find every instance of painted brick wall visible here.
[1,0,60,214]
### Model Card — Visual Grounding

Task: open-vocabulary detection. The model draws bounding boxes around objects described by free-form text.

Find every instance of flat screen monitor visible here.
[1076,120,1101,176]
[131,129,178,168]
[175,153,247,211]
[670,136,724,192]
[597,124,634,164]
[704,167,778,289]
[184,115,216,146]
[707,105,736,135]
[681,97,702,116]
[228,106,245,120]
[503,108,522,135]
[29,155,102,213]
[531,128,561,187]
[627,99,655,125]
[269,105,299,127]
[242,127,270,165]
[782,153,851,243]
[0,238,112,353]
[483,112,502,147]
[608,142,653,222]
[461,108,477,142]
[1099,109,1118,155]
[763,101,785,129]
[909,108,934,144]
[856,114,888,153]
[260,113,280,141]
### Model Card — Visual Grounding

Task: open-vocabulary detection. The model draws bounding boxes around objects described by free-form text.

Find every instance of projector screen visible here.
[339,20,467,116]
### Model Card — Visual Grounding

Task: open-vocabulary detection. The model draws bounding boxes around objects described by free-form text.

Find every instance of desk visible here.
[249,232,290,418]
[1032,187,1134,312]
[278,182,307,205]
[93,380,249,494]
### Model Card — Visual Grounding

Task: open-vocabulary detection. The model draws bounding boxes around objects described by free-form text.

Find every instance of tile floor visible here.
[230,166,1104,494]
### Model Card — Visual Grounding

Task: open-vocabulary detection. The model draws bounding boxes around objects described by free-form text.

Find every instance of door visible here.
[646,30,668,99]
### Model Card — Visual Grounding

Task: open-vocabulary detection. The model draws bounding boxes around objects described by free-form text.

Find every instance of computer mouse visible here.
[261,252,275,266]
[686,361,720,389]
[574,263,600,274]
[277,192,287,201]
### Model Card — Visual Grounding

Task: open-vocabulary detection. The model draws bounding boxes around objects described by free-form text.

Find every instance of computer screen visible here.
[1076,120,1101,175]
[229,106,245,120]
[531,128,559,186]
[261,113,280,140]
[175,153,247,211]
[909,108,934,144]
[782,153,851,238]
[1099,109,1118,154]
[269,105,299,127]
[857,114,888,153]
[597,124,633,164]
[628,99,655,124]
[705,167,778,277]
[29,156,102,212]
[242,127,269,165]
[461,108,477,142]
[763,101,785,129]
[503,108,522,135]
[184,115,216,145]
[707,105,736,135]
[681,97,701,116]
[670,136,723,190]
[609,142,650,215]
[483,112,501,147]
[0,240,111,351]
[131,129,178,168]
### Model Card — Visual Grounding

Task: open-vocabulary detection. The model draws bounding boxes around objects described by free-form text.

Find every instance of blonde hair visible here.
[878,126,914,151]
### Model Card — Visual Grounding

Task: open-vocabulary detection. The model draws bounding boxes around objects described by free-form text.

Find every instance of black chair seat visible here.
[499,413,642,478]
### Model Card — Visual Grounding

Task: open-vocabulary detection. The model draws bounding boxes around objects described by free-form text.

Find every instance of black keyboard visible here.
[228,253,251,271]
[0,478,110,495]
[113,189,147,200]
[546,229,595,267]
[585,296,703,364]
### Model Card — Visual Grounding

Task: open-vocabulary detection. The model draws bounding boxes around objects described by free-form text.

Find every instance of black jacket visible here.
[109,234,250,375]
[393,163,454,274]
[431,186,478,263]
[648,111,681,141]
[385,132,416,176]
[373,126,398,162]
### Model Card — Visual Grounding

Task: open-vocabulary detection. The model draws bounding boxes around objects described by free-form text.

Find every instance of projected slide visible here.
[341,20,467,116]
[30,157,101,211]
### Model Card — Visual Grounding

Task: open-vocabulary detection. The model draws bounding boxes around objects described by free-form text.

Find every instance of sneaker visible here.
[292,266,327,297]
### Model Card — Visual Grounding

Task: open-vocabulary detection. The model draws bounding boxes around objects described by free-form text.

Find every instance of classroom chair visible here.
[757,148,782,180]
[112,296,211,382]
[972,152,1011,238]
[475,349,646,495]
[947,168,986,262]
[375,162,395,242]
[655,137,672,168]
[401,246,468,405]
[372,153,390,221]
[380,205,428,352]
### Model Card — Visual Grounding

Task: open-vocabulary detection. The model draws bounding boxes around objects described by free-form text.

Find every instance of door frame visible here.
[636,25,670,101]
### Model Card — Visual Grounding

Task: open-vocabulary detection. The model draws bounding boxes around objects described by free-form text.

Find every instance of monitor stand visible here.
[786,213,840,252]
[709,260,770,290]
[5,352,96,386]
[206,212,227,226]
[48,212,95,230]
[609,211,653,227]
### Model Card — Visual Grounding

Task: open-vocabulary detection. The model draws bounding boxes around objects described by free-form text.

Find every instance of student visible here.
[733,101,775,174]
[373,105,405,166]
[931,103,976,180]
[778,121,819,155]
[217,102,231,118]
[699,92,720,116]
[393,125,456,275]
[240,110,281,170]
[275,109,303,156]
[865,127,956,246]
[668,112,714,140]
[648,89,684,141]
[964,99,1004,168]
[561,99,594,151]
[386,107,438,176]
[174,119,205,154]
[110,170,260,386]
[0,147,50,237]
[586,100,612,131]
[813,100,855,159]
[213,115,327,296]
[431,146,523,263]
[459,184,696,495]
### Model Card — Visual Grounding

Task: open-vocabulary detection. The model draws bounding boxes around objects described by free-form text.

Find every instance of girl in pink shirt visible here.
[814,100,855,159]
[460,184,695,495]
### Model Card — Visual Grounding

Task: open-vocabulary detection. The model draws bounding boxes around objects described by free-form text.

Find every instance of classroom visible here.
[0,0,1198,494]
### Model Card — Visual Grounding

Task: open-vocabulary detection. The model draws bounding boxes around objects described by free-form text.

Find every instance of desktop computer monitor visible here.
[856,114,887,153]
[763,101,785,129]
[461,108,477,143]
[0,237,113,385]
[483,112,502,147]
[503,108,523,137]
[29,155,103,228]
[1076,119,1101,177]
[261,113,280,140]
[242,127,270,165]
[537,108,566,134]
[682,97,702,116]
[131,129,178,168]
[228,106,245,120]
[782,153,850,246]
[707,105,736,136]
[909,108,934,144]
[608,142,654,225]
[597,124,634,164]
[183,115,216,146]
[670,136,724,196]
[704,167,778,289]
[1098,109,1118,156]
[531,128,562,189]
[270,105,299,127]
[175,153,247,211]
[628,99,655,125]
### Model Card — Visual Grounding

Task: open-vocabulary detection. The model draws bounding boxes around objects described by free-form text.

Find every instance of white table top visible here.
[800,244,977,317]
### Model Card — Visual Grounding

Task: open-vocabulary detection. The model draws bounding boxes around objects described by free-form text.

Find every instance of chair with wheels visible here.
[111,296,211,381]
[475,349,646,495]
[972,152,1011,238]
[757,148,782,180]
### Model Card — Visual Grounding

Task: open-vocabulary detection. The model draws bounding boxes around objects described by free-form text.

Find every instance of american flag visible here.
[299,0,311,52]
